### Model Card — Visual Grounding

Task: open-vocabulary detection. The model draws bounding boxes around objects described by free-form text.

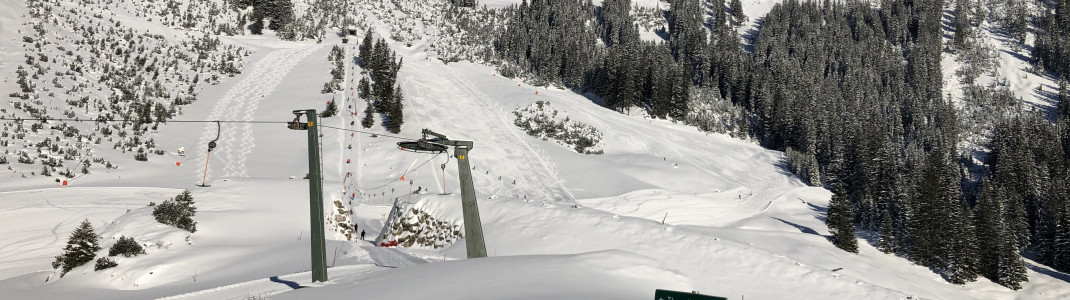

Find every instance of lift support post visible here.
[289,109,328,282]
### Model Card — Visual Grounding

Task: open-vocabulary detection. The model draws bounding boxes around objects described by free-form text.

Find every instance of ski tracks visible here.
[442,67,576,203]
[195,46,320,182]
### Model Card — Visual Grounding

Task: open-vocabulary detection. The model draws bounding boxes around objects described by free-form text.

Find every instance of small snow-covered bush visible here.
[513,101,603,154]
[108,236,145,257]
[152,190,197,232]
[134,148,148,161]
[93,257,117,271]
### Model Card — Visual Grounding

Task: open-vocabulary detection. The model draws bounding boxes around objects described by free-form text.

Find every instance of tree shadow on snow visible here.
[940,9,955,45]
[772,217,820,236]
[742,17,764,54]
[270,276,302,290]
[807,203,828,224]
[580,91,606,107]
[1026,261,1070,284]
[1000,49,1033,66]
[772,159,800,179]
[1031,83,1062,121]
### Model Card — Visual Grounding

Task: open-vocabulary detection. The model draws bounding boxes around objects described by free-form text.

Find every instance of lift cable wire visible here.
[357,152,443,192]
[0,117,291,124]
[318,125,416,142]
[0,117,421,142]
[1,116,443,191]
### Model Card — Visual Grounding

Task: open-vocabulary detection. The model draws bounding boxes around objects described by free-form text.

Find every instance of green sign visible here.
[655,289,727,300]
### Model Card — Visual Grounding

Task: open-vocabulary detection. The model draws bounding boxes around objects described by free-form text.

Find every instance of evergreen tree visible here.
[359,77,371,99]
[912,146,959,270]
[946,201,979,284]
[175,189,196,216]
[729,0,746,25]
[827,187,858,253]
[249,11,264,35]
[361,102,375,129]
[952,0,971,50]
[878,213,895,253]
[996,234,1029,289]
[264,0,295,32]
[1004,0,1029,47]
[359,29,374,67]
[669,67,690,121]
[386,86,404,134]
[649,50,674,118]
[1059,78,1069,121]
[55,219,101,276]
[1054,211,1070,271]
[153,190,197,232]
[320,99,338,118]
[667,0,707,84]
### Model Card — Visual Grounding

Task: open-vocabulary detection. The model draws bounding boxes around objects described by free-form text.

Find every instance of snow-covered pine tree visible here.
[976,179,1004,281]
[320,99,338,118]
[55,219,101,276]
[175,189,195,215]
[827,187,858,253]
[669,67,690,121]
[1054,211,1070,272]
[729,0,746,25]
[153,190,197,232]
[265,0,294,32]
[386,86,404,134]
[359,29,373,67]
[249,10,264,35]
[646,46,671,119]
[878,212,895,253]
[996,233,1028,290]
[946,201,978,284]
[952,0,971,50]
[359,77,371,99]
[361,102,375,129]
[1058,78,1069,121]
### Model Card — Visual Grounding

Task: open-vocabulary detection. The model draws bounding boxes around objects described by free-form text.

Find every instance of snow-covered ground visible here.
[1,0,1069,299]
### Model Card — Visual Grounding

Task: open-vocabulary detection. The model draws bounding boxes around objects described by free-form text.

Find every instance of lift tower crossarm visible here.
[398,129,487,258]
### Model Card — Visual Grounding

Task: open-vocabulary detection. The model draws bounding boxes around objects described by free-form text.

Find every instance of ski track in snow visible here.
[195,46,320,182]
[440,66,576,203]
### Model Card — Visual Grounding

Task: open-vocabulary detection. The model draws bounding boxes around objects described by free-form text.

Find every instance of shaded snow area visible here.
[1,0,1069,299]
[273,250,692,300]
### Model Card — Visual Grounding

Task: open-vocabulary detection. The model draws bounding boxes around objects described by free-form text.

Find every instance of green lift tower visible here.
[287,109,328,282]
[398,129,487,258]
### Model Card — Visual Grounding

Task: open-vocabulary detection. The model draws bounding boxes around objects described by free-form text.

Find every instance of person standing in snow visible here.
[360,230,366,240]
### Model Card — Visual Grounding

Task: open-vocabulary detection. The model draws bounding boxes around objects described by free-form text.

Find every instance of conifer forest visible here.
[483,0,1070,289]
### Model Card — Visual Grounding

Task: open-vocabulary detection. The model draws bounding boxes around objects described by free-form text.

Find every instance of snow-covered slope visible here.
[1,0,1069,299]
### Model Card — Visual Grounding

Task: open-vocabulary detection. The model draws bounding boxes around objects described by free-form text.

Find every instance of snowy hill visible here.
[1,0,1069,299]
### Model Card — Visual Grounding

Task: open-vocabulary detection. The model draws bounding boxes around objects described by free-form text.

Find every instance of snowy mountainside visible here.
[0,0,1068,300]
[0,0,247,191]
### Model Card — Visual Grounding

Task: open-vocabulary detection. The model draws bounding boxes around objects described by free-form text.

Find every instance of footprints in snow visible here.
[195,46,320,181]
